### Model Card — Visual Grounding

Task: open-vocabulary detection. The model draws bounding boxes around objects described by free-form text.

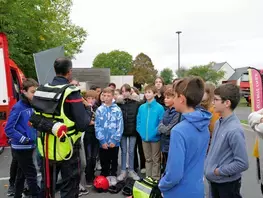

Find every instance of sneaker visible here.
[96,161,102,171]
[111,176,117,186]
[117,170,127,181]
[140,168,146,174]
[79,188,89,197]
[86,180,93,188]
[128,170,140,181]
[7,185,14,196]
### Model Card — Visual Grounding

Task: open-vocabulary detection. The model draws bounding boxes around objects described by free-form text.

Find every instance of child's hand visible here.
[102,143,108,150]
[109,143,115,148]
[82,99,89,107]
[214,168,220,176]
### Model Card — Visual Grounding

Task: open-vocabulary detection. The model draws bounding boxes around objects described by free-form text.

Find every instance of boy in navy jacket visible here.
[5,78,39,198]
[136,84,164,180]
[158,88,181,172]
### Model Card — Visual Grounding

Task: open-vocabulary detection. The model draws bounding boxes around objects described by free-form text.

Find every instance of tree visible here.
[160,68,174,84]
[187,63,225,85]
[175,67,188,78]
[0,0,87,78]
[129,53,158,88]
[175,62,225,85]
[92,50,133,75]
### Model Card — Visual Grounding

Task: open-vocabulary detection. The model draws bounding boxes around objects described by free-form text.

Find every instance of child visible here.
[83,90,99,187]
[95,87,123,185]
[159,77,211,198]
[154,77,165,107]
[117,84,140,181]
[205,83,249,198]
[158,88,181,172]
[136,84,164,180]
[200,82,220,153]
[5,78,39,198]
[114,89,121,101]
[200,82,220,133]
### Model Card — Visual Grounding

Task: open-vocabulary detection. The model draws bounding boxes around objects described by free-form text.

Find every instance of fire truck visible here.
[0,33,25,154]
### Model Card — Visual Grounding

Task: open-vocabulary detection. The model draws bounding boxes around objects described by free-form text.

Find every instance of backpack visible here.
[133,177,162,198]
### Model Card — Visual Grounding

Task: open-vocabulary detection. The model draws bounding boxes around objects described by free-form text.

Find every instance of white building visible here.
[212,62,235,84]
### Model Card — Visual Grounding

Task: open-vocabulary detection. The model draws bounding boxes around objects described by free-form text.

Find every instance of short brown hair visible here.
[108,83,116,89]
[22,78,38,91]
[173,78,181,84]
[85,90,97,98]
[103,87,114,95]
[214,83,240,110]
[173,76,204,108]
[164,87,175,97]
[121,84,131,92]
[144,84,157,94]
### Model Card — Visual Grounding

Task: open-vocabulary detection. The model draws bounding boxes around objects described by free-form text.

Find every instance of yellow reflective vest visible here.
[36,84,82,161]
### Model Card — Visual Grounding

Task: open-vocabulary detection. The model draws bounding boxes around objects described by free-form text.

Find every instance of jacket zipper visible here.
[146,104,150,141]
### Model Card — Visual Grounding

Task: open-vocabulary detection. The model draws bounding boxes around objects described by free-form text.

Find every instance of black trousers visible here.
[84,133,99,182]
[9,150,18,186]
[161,152,168,173]
[99,147,119,177]
[210,178,242,198]
[134,133,145,170]
[12,149,39,198]
[39,146,80,198]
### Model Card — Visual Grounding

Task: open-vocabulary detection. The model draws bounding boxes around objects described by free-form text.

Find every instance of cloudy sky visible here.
[70,0,263,71]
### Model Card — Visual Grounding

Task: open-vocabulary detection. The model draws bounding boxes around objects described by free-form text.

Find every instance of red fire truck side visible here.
[0,33,25,150]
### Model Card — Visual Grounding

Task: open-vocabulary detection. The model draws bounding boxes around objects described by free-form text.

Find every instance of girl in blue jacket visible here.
[5,78,39,198]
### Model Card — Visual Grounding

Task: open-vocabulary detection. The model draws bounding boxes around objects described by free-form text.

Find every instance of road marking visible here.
[0,173,41,181]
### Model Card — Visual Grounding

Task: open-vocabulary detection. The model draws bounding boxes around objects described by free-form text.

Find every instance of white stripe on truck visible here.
[0,48,9,105]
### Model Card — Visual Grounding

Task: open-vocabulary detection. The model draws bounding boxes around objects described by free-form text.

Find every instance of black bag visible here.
[31,84,72,115]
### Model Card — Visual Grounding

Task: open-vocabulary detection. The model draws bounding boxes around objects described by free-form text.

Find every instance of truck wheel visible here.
[0,147,4,155]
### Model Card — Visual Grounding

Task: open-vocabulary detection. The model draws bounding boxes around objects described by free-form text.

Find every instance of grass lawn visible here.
[240,120,248,125]
[238,97,249,107]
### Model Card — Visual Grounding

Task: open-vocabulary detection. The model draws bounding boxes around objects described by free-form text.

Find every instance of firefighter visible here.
[30,57,91,198]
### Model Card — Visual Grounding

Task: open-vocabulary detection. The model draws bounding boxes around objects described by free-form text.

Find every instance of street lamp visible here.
[176,31,182,71]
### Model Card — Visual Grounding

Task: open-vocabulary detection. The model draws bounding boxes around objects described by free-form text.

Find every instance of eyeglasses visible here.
[214,98,222,102]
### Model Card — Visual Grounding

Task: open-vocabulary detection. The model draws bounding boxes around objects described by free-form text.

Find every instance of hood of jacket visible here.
[182,108,212,132]
[116,94,140,104]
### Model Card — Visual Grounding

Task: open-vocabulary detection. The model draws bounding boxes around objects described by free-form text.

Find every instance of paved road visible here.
[0,125,261,198]
[235,106,251,121]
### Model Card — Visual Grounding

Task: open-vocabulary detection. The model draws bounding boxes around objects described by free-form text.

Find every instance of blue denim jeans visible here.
[121,136,137,171]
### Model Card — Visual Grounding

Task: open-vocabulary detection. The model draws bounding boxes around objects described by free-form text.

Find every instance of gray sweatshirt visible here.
[204,113,249,183]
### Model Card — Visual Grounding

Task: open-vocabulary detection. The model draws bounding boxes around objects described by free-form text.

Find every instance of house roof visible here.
[227,67,249,81]
[212,62,226,71]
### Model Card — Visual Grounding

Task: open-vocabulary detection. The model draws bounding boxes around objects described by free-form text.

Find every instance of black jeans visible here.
[134,133,145,170]
[99,147,119,177]
[9,150,18,186]
[161,152,168,173]
[39,146,80,198]
[210,178,242,198]
[12,149,39,198]
[84,133,99,182]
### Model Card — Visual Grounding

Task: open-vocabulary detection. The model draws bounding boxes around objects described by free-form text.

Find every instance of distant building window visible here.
[241,74,249,82]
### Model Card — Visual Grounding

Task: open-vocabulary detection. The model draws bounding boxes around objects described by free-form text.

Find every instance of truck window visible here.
[11,68,20,101]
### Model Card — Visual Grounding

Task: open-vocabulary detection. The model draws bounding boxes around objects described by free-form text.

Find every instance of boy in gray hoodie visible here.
[205,84,249,198]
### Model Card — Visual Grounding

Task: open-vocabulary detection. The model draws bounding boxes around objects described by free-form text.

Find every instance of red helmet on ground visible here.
[93,175,109,192]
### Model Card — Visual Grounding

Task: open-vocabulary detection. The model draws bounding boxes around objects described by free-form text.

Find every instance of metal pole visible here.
[176,31,182,71]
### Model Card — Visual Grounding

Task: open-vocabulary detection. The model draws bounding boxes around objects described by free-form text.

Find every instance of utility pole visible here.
[176,31,182,71]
